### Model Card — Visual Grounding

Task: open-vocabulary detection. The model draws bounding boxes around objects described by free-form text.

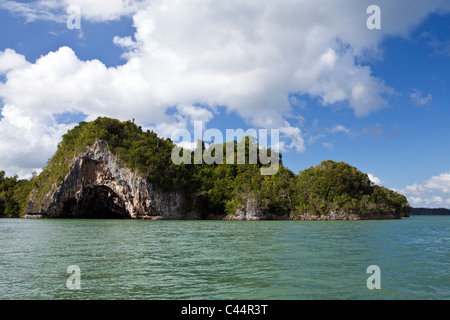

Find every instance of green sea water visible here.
[0,216,448,300]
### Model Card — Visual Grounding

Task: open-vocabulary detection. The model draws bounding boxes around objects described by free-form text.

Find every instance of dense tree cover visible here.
[1,117,411,218]
[0,171,32,217]
[185,139,293,217]
[293,161,411,216]
[29,117,193,211]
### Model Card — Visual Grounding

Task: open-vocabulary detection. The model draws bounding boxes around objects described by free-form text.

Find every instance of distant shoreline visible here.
[4,208,450,219]
[411,208,450,216]
[14,210,450,219]
[15,212,408,220]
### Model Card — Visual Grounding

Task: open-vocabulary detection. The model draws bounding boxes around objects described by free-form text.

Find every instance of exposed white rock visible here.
[27,141,184,219]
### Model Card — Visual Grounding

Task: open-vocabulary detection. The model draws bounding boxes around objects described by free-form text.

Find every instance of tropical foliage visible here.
[292,160,411,217]
[0,171,32,217]
[0,117,411,218]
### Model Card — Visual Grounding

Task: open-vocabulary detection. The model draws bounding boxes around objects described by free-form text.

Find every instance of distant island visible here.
[1,117,411,220]
[411,208,450,216]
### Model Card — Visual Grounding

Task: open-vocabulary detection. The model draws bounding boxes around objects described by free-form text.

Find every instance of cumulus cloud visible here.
[367,173,383,185]
[0,0,64,22]
[403,172,450,195]
[408,195,450,208]
[0,104,74,178]
[400,171,450,208]
[0,49,30,73]
[0,0,146,22]
[422,171,450,194]
[1,0,450,177]
[279,125,305,153]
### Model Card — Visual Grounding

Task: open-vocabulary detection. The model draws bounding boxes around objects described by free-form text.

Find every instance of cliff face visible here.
[226,198,286,220]
[26,141,184,219]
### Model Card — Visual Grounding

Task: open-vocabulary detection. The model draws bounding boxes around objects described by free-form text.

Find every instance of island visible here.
[1,117,411,220]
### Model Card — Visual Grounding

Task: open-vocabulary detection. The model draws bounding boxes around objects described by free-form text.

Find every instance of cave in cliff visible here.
[60,185,130,219]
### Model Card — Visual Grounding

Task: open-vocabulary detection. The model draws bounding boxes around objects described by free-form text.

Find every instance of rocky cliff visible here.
[26,141,185,219]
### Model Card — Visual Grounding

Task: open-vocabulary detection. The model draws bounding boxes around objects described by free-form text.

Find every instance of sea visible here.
[0,216,448,300]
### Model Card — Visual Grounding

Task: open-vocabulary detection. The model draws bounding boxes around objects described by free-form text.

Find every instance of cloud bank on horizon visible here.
[0,0,449,208]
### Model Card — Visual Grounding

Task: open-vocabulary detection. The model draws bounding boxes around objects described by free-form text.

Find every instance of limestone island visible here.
[1,117,411,220]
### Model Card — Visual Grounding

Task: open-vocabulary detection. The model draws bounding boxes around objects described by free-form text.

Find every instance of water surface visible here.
[0,216,448,299]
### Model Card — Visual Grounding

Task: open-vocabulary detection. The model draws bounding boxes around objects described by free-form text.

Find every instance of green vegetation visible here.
[292,160,411,217]
[0,171,32,217]
[0,117,411,218]
[28,117,191,213]
[183,138,292,217]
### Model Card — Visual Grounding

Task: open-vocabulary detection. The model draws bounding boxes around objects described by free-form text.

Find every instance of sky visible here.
[0,0,449,208]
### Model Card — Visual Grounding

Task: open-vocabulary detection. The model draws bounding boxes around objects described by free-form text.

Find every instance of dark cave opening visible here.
[61,185,130,219]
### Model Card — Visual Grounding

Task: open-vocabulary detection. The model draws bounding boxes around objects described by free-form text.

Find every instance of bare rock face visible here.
[226,198,289,220]
[27,141,184,219]
[226,200,407,221]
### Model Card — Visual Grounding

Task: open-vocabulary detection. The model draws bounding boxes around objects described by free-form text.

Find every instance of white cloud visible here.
[113,35,137,52]
[329,125,351,135]
[402,171,450,196]
[409,195,450,208]
[404,183,425,196]
[307,134,325,145]
[0,0,64,22]
[1,0,450,177]
[0,0,146,22]
[423,171,450,194]
[0,49,30,73]
[322,142,334,152]
[65,0,145,21]
[400,171,450,208]
[0,104,74,178]
[367,173,383,186]
[305,124,353,147]
[279,125,305,153]
[174,105,214,127]
[410,89,432,106]
[151,104,215,139]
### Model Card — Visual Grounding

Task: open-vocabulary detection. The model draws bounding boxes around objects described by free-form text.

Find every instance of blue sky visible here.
[0,0,449,208]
